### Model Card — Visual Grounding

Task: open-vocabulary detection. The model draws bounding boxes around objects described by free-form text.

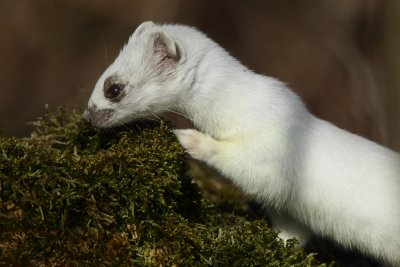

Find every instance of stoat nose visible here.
[82,105,114,128]
[83,109,91,123]
[83,105,97,124]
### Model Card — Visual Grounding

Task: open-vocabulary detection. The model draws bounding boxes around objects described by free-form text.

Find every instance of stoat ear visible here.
[149,31,183,62]
[134,21,155,37]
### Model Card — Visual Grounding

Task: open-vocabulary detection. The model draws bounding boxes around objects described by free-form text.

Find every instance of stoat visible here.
[84,21,400,266]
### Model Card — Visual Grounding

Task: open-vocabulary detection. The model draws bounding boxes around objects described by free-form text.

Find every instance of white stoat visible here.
[84,21,400,266]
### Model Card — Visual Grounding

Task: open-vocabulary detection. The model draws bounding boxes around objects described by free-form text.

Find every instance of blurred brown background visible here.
[0,0,399,151]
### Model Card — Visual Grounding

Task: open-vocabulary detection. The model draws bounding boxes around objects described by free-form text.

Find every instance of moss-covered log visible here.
[0,109,327,266]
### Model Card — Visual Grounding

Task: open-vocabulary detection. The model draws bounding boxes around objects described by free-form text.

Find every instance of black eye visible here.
[105,84,125,99]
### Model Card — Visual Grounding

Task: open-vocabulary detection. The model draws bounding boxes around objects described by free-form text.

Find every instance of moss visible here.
[0,108,329,266]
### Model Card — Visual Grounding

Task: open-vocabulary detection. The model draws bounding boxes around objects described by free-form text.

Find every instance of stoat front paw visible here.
[173,129,217,161]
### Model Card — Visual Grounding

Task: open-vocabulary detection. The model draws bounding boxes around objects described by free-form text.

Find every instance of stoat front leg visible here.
[173,129,219,161]
[173,128,288,203]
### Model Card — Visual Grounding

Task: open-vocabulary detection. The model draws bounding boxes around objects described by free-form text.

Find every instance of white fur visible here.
[86,22,400,266]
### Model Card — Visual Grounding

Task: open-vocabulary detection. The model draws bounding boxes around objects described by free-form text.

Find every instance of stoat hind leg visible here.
[267,209,311,246]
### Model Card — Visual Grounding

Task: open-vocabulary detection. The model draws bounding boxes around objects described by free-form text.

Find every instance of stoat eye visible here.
[105,83,125,99]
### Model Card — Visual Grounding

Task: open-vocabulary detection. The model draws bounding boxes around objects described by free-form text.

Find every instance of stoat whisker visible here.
[150,111,163,123]
[158,109,193,121]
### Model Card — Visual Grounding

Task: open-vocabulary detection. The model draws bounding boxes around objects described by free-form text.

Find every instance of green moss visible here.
[0,108,329,266]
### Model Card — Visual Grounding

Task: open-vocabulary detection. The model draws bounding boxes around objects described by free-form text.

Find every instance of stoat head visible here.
[84,21,186,128]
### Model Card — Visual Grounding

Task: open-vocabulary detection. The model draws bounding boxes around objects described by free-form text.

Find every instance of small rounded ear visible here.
[134,21,155,37]
[149,31,183,62]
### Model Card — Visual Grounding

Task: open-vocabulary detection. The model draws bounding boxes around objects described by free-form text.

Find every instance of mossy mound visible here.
[0,109,326,266]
